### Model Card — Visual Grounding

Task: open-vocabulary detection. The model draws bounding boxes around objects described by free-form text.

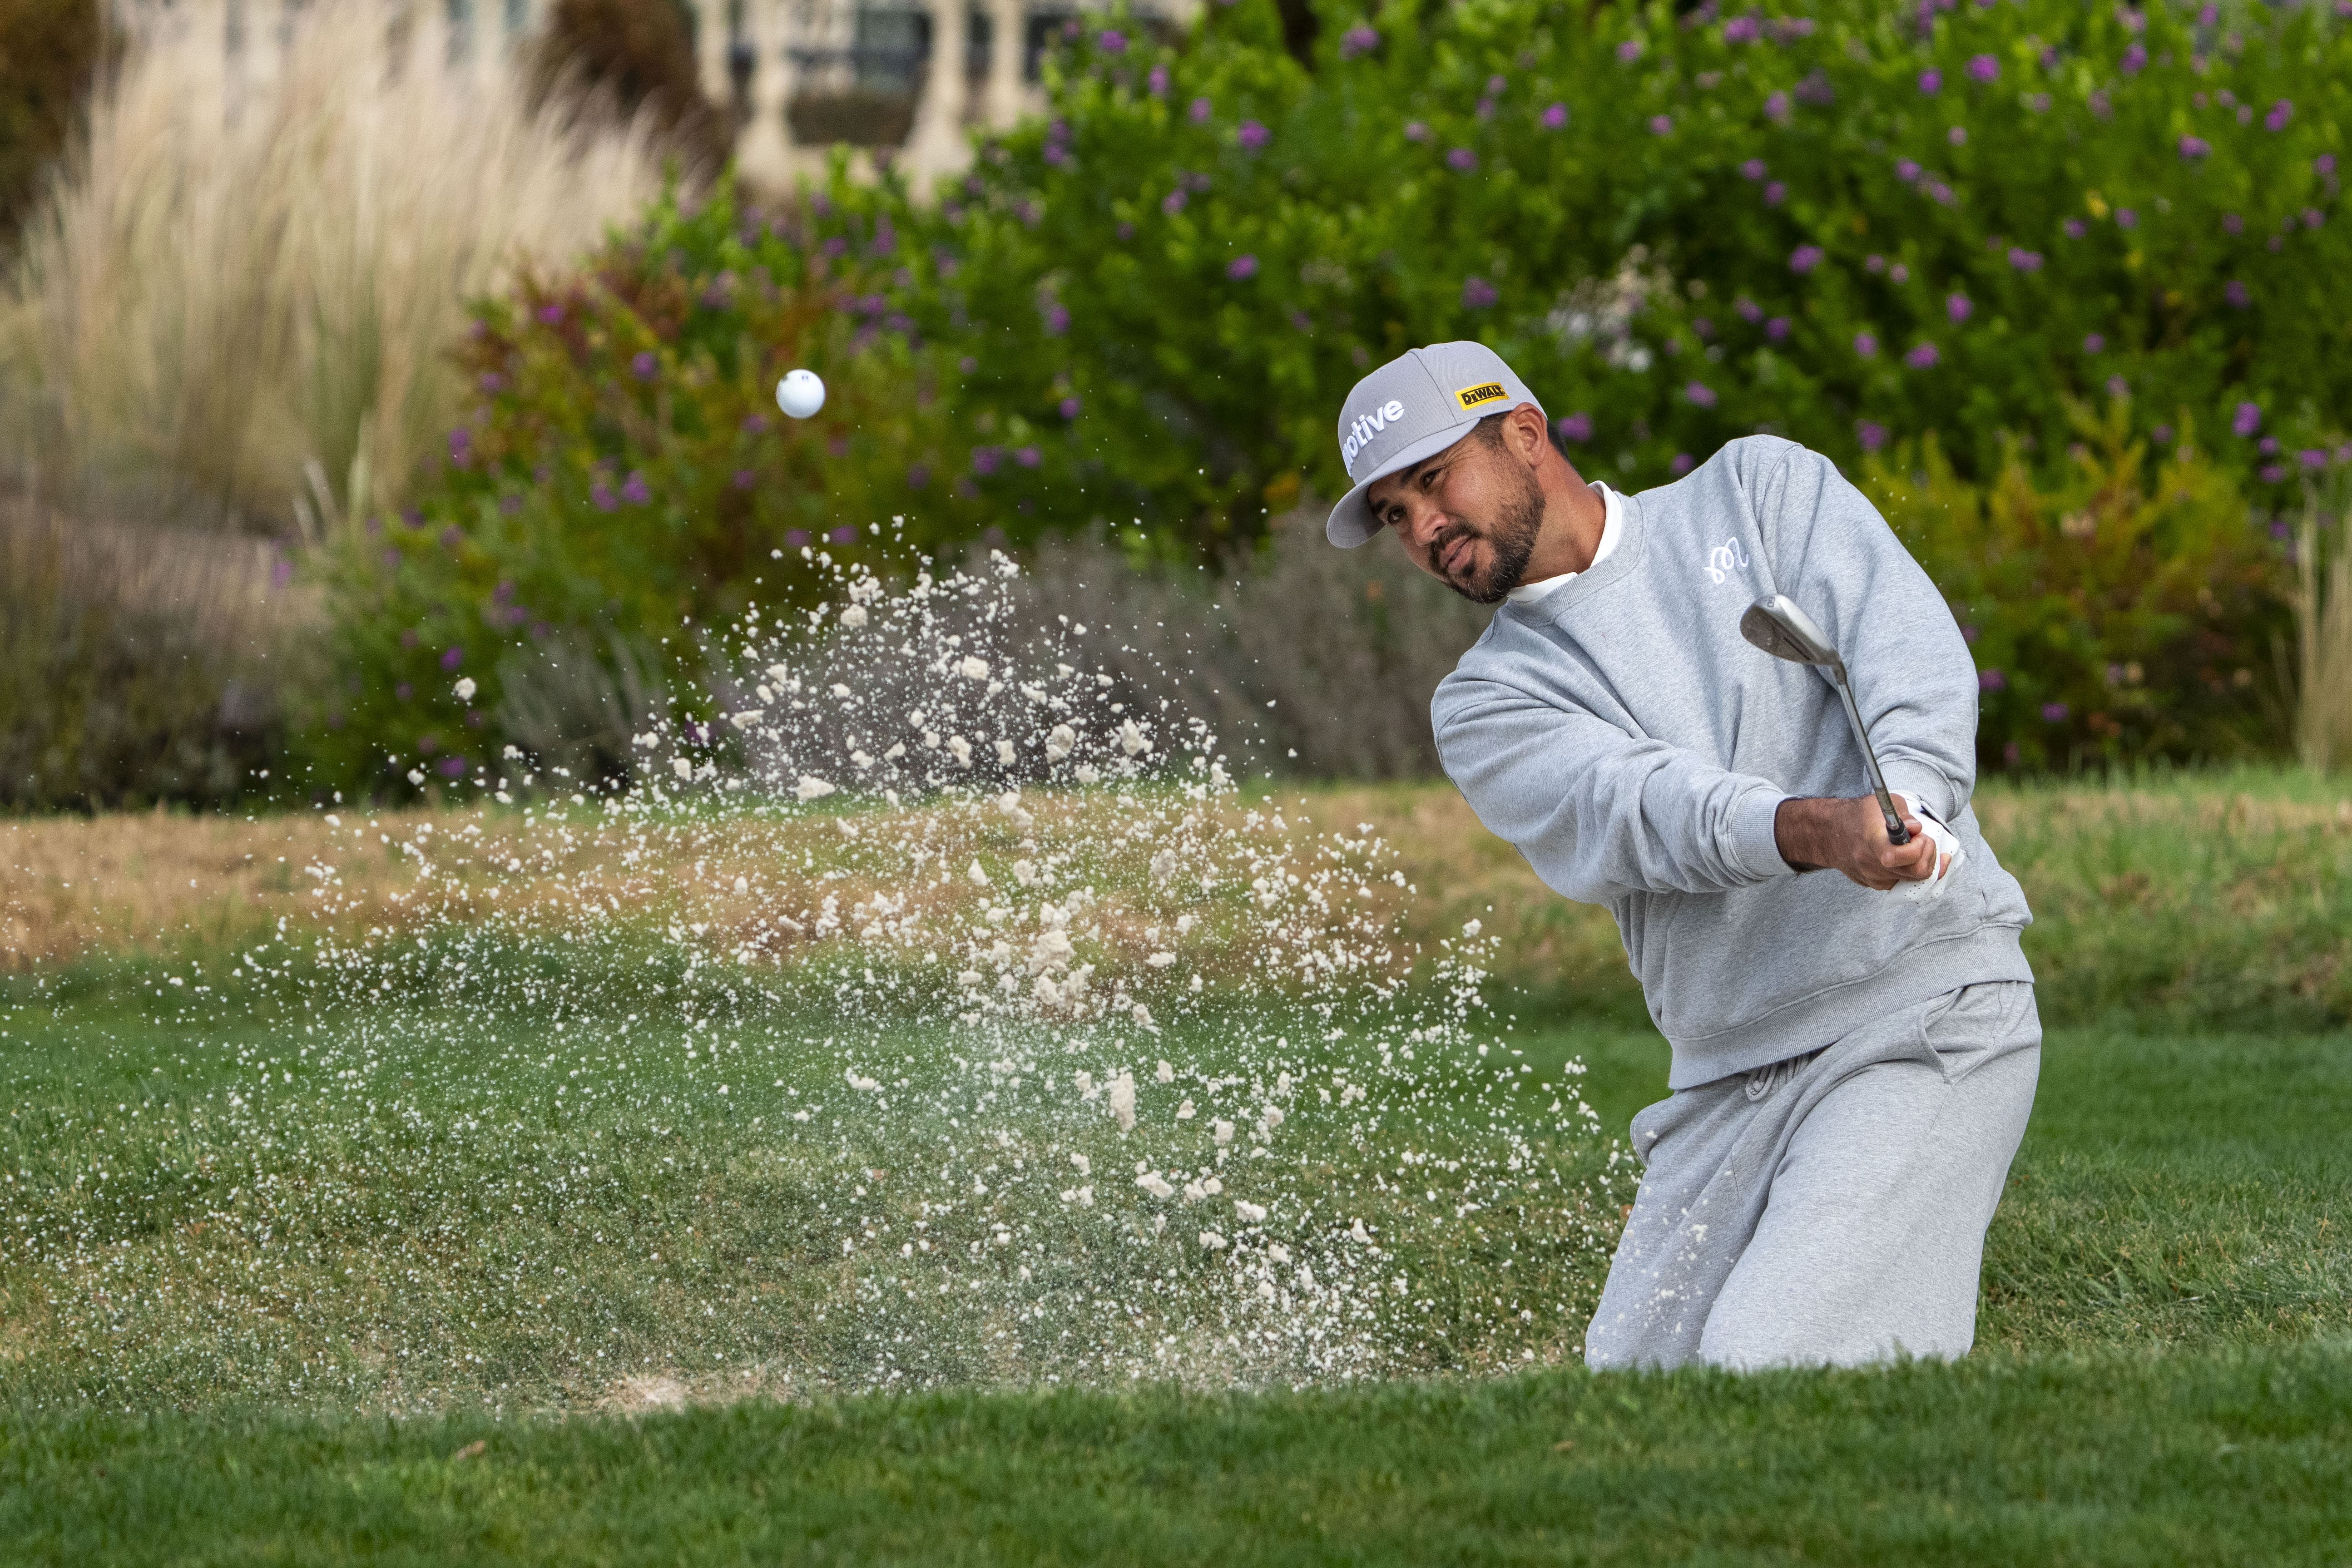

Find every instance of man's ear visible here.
[1507,404,1550,466]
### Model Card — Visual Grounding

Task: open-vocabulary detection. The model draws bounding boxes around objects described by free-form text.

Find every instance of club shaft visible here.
[1830,671,1911,846]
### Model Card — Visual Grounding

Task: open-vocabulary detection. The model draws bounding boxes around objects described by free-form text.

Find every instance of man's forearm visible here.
[1774,796,1838,872]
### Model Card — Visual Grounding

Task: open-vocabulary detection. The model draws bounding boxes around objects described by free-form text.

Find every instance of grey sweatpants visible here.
[1585,980,2041,1371]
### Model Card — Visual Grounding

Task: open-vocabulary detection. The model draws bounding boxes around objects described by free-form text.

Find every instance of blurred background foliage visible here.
[2,0,2350,808]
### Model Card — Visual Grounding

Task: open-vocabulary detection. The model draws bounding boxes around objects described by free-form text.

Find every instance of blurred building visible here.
[112,0,1192,189]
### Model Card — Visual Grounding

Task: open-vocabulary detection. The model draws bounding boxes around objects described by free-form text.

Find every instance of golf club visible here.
[1739,594,1910,847]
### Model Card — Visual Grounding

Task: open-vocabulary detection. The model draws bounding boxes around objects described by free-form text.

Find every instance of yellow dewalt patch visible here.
[1453,381,1509,412]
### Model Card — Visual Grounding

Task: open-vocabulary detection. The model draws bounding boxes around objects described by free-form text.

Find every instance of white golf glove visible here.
[1894,800,1964,902]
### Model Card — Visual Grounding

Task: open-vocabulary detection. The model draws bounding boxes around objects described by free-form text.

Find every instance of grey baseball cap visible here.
[1325,341,1545,547]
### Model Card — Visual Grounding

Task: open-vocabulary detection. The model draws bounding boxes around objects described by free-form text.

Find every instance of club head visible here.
[1740,595,1843,673]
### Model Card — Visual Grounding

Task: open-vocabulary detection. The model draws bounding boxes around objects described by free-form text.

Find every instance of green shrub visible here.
[0,0,109,251]
[1864,402,2293,774]
[822,0,2351,555]
[289,180,952,795]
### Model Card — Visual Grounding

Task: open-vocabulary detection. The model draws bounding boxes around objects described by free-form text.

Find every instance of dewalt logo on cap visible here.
[1453,381,1510,413]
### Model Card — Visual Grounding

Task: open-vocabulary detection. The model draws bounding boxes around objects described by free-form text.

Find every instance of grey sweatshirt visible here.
[1431,435,2034,1089]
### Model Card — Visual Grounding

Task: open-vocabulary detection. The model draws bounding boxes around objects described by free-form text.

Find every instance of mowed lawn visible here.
[5,1009,2348,1564]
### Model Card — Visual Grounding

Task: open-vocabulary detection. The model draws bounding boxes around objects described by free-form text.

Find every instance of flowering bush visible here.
[292,181,958,795]
[828,0,2350,554]
[1864,403,2291,773]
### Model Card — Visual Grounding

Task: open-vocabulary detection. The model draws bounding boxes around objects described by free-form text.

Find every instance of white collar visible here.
[1505,482,1622,604]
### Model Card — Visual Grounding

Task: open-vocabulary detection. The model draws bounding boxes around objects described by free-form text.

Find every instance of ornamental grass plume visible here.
[0,0,670,536]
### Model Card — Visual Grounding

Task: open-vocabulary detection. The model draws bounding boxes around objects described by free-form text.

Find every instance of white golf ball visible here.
[776,368,826,419]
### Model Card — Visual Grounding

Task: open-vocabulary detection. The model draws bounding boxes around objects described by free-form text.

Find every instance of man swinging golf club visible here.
[1328,342,2040,1370]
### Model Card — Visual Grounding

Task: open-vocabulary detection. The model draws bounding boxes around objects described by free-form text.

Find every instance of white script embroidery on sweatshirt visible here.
[1702,536,1751,585]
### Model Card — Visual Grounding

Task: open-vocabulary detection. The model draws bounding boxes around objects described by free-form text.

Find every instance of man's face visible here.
[1362,419,1545,604]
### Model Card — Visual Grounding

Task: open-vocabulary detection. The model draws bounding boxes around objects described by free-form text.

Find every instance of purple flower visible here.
[447,427,473,467]
[1857,420,1888,451]
[2115,208,2137,229]
[591,482,617,511]
[2064,218,2087,239]
[1462,276,1498,309]
[1189,97,1212,122]
[1339,25,1379,59]
[971,446,1001,475]
[1854,332,1879,357]
[1895,159,1922,183]
[1723,15,1759,43]
[2233,402,2263,437]
[1238,119,1270,151]
[1015,446,1042,469]
[829,525,857,544]
[2224,279,2251,308]
[1961,624,1979,644]
[394,682,413,701]
[1917,68,1942,95]
[1649,114,1674,135]
[1403,121,1429,142]
[733,469,756,490]
[2263,464,2289,485]
[2106,375,2129,399]
[1148,64,1168,94]
[2120,42,2146,74]
[1446,147,1478,172]
[2041,702,2069,723]
[1556,412,1594,441]
[438,756,469,779]
[440,646,465,672]
[2304,208,2326,231]
[2083,332,2105,354]
[1615,39,1644,63]
[1966,54,1999,83]
[620,471,651,505]
[1765,317,1790,341]
[2302,448,2330,470]
[1764,182,1786,205]
[1906,341,1941,370]
[2179,136,2211,160]
[1670,452,1695,475]
[1542,102,1568,129]
[1741,158,1768,182]
[785,529,811,547]
[1946,293,1973,323]
[2223,213,2244,235]
[1735,296,1764,323]
[2266,99,2293,132]
[2008,248,2043,271]
[1051,395,1080,421]
[536,303,564,326]
[1098,27,1125,52]
[2319,154,2338,177]
[1162,189,1187,215]
[1044,303,1071,334]
[1226,254,1258,280]
[1684,381,1718,409]
[1979,668,2007,692]
[2261,436,2281,455]
[631,350,659,380]
[1789,244,1825,274]
[1763,90,1791,123]
[478,371,506,394]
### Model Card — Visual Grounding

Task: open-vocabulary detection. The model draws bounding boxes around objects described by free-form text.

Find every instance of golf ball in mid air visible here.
[776,368,826,419]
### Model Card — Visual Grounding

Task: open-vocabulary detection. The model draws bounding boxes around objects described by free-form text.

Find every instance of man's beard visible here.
[1432,464,1543,604]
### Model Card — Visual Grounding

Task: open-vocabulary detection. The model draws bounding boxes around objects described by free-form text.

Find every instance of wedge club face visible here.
[1740,595,1843,673]
[1741,595,1911,848]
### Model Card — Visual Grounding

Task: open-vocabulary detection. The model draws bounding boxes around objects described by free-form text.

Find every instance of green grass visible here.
[6,1345,2351,1566]
[4,979,2350,1559]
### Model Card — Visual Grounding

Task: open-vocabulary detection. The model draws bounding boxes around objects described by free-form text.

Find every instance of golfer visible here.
[1327,342,2040,1370]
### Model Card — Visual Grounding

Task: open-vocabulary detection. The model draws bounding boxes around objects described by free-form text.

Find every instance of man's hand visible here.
[1774,794,1949,890]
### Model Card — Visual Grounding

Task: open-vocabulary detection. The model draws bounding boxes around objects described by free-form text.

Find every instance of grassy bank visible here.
[8,764,2352,1032]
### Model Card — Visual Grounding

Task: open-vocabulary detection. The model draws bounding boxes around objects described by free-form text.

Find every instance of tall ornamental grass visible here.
[0,0,672,535]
